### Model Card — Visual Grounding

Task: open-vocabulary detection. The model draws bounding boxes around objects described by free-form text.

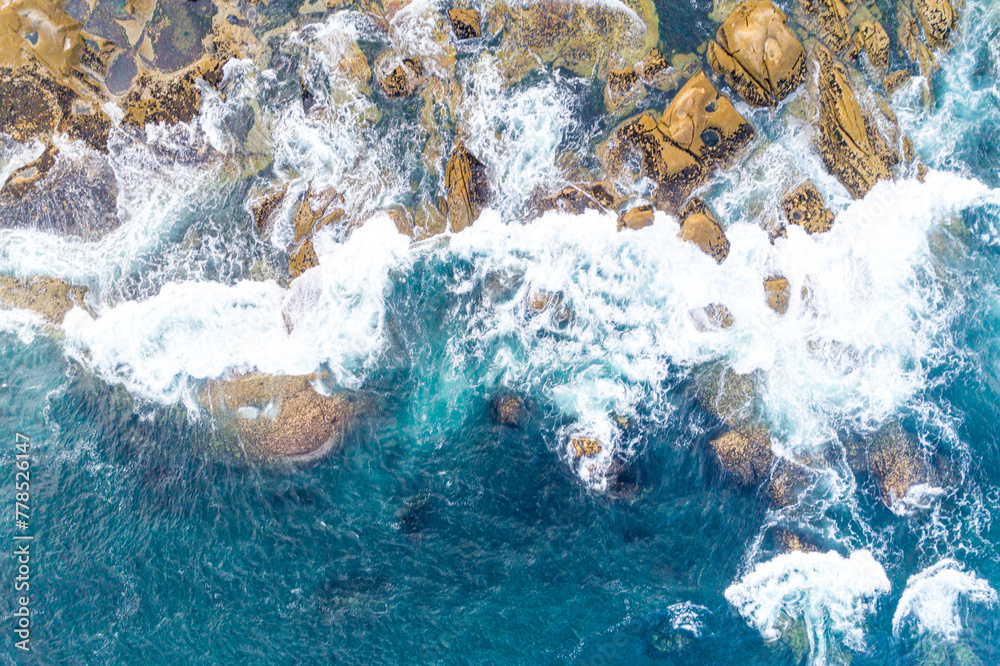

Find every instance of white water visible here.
[725,550,891,665]
[892,559,998,641]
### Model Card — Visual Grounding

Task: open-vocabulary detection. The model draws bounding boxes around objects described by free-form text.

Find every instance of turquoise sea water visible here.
[3,0,1000,664]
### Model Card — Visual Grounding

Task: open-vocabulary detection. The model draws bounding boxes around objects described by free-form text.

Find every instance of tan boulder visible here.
[795,0,851,51]
[764,276,791,314]
[814,47,898,198]
[915,0,956,49]
[617,204,655,231]
[678,198,729,263]
[708,0,807,107]
[445,142,490,232]
[599,72,755,211]
[288,239,319,279]
[0,275,90,324]
[781,180,835,234]
[604,66,646,115]
[851,21,890,72]
[377,56,424,97]
[448,8,481,39]
[710,425,774,485]
[572,437,602,458]
[121,56,223,129]
[199,374,370,462]
[251,183,289,236]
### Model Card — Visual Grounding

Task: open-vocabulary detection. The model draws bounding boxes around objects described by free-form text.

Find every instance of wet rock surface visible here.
[781,180,835,234]
[678,197,730,263]
[710,426,774,485]
[0,275,91,324]
[445,142,490,232]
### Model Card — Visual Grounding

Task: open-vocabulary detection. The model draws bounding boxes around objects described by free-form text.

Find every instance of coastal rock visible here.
[764,276,791,314]
[866,422,934,511]
[486,0,658,84]
[696,365,758,426]
[529,181,619,218]
[572,437,602,458]
[617,204,655,231]
[692,303,735,330]
[199,373,369,462]
[708,0,807,107]
[796,0,851,51]
[767,459,818,507]
[678,198,730,263]
[527,289,573,325]
[915,0,957,49]
[814,46,898,198]
[377,55,425,98]
[710,425,774,485]
[445,142,490,232]
[490,393,526,427]
[0,275,90,324]
[884,69,912,94]
[448,8,481,39]
[599,72,755,211]
[604,66,646,116]
[781,181,834,234]
[289,239,319,279]
[121,56,223,129]
[251,183,289,236]
[851,20,890,72]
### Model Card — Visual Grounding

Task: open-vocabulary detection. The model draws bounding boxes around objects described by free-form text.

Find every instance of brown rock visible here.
[199,374,370,462]
[916,0,956,49]
[708,0,807,107]
[692,302,735,330]
[527,289,573,324]
[572,437,602,458]
[796,0,850,51]
[767,459,817,507]
[635,48,683,92]
[251,183,288,236]
[678,198,729,263]
[289,239,319,279]
[599,72,755,211]
[781,181,834,234]
[491,393,526,427]
[378,57,424,97]
[884,69,912,94]
[710,425,774,485]
[764,276,791,314]
[617,204,655,231]
[448,8,481,39]
[696,365,758,426]
[867,422,933,510]
[0,275,90,324]
[121,57,223,129]
[851,21,890,72]
[604,66,646,115]
[445,142,490,232]
[530,182,616,218]
[814,46,898,198]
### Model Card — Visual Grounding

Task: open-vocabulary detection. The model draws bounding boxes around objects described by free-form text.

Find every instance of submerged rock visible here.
[527,288,573,325]
[250,183,289,236]
[692,303,735,330]
[0,275,90,324]
[813,46,897,198]
[490,393,526,428]
[866,422,934,511]
[599,72,755,211]
[764,276,791,314]
[199,373,369,463]
[710,425,774,485]
[377,55,424,98]
[766,459,818,507]
[696,365,758,427]
[781,180,834,234]
[708,0,807,107]
[529,181,619,218]
[678,198,730,263]
[445,142,490,232]
[486,0,658,84]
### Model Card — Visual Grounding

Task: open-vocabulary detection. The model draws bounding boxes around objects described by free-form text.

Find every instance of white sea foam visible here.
[59,217,408,410]
[725,550,890,665]
[892,559,998,641]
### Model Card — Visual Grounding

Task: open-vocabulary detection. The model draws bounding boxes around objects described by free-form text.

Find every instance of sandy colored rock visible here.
[448,8,481,39]
[884,70,912,94]
[696,365,757,426]
[604,66,646,115]
[692,303,735,330]
[764,276,791,314]
[251,183,288,236]
[199,373,369,462]
[678,198,729,263]
[530,181,619,218]
[866,422,934,510]
[851,21,890,72]
[767,459,817,507]
[572,437,602,458]
[486,0,659,84]
[814,46,897,198]
[796,0,851,51]
[781,180,835,234]
[617,204,655,231]
[915,0,956,49]
[708,0,807,107]
[710,425,774,485]
[289,239,319,279]
[0,275,90,324]
[121,56,223,129]
[377,56,424,97]
[445,142,490,232]
[599,72,755,211]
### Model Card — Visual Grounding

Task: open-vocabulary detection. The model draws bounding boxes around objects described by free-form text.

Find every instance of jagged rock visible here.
[251,183,288,236]
[486,0,659,84]
[796,0,851,51]
[490,394,525,427]
[445,143,490,232]
[767,459,817,507]
[377,56,424,97]
[764,277,791,314]
[710,425,774,485]
[635,47,685,92]
[678,198,729,263]
[121,56,223,128]
[530,181,619,217]
[781,181,835,234]
[572,437,602,458]
[604,66,646,115]
[692,303,735,330]
[851,21,890,72]
[599,72,755,211]
[915,0,957,49]
[0,275,90,324]
[448,8,481,39]
[618,204,655,231]
[708,0,807,107]
[199,374,370,462]
[814,47,898,198]
[867,422,934,511]
[289,239,319,279]
[884,69,912,94]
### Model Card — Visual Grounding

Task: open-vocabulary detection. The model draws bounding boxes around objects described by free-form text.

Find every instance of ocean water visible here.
[2,0,1000,664]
